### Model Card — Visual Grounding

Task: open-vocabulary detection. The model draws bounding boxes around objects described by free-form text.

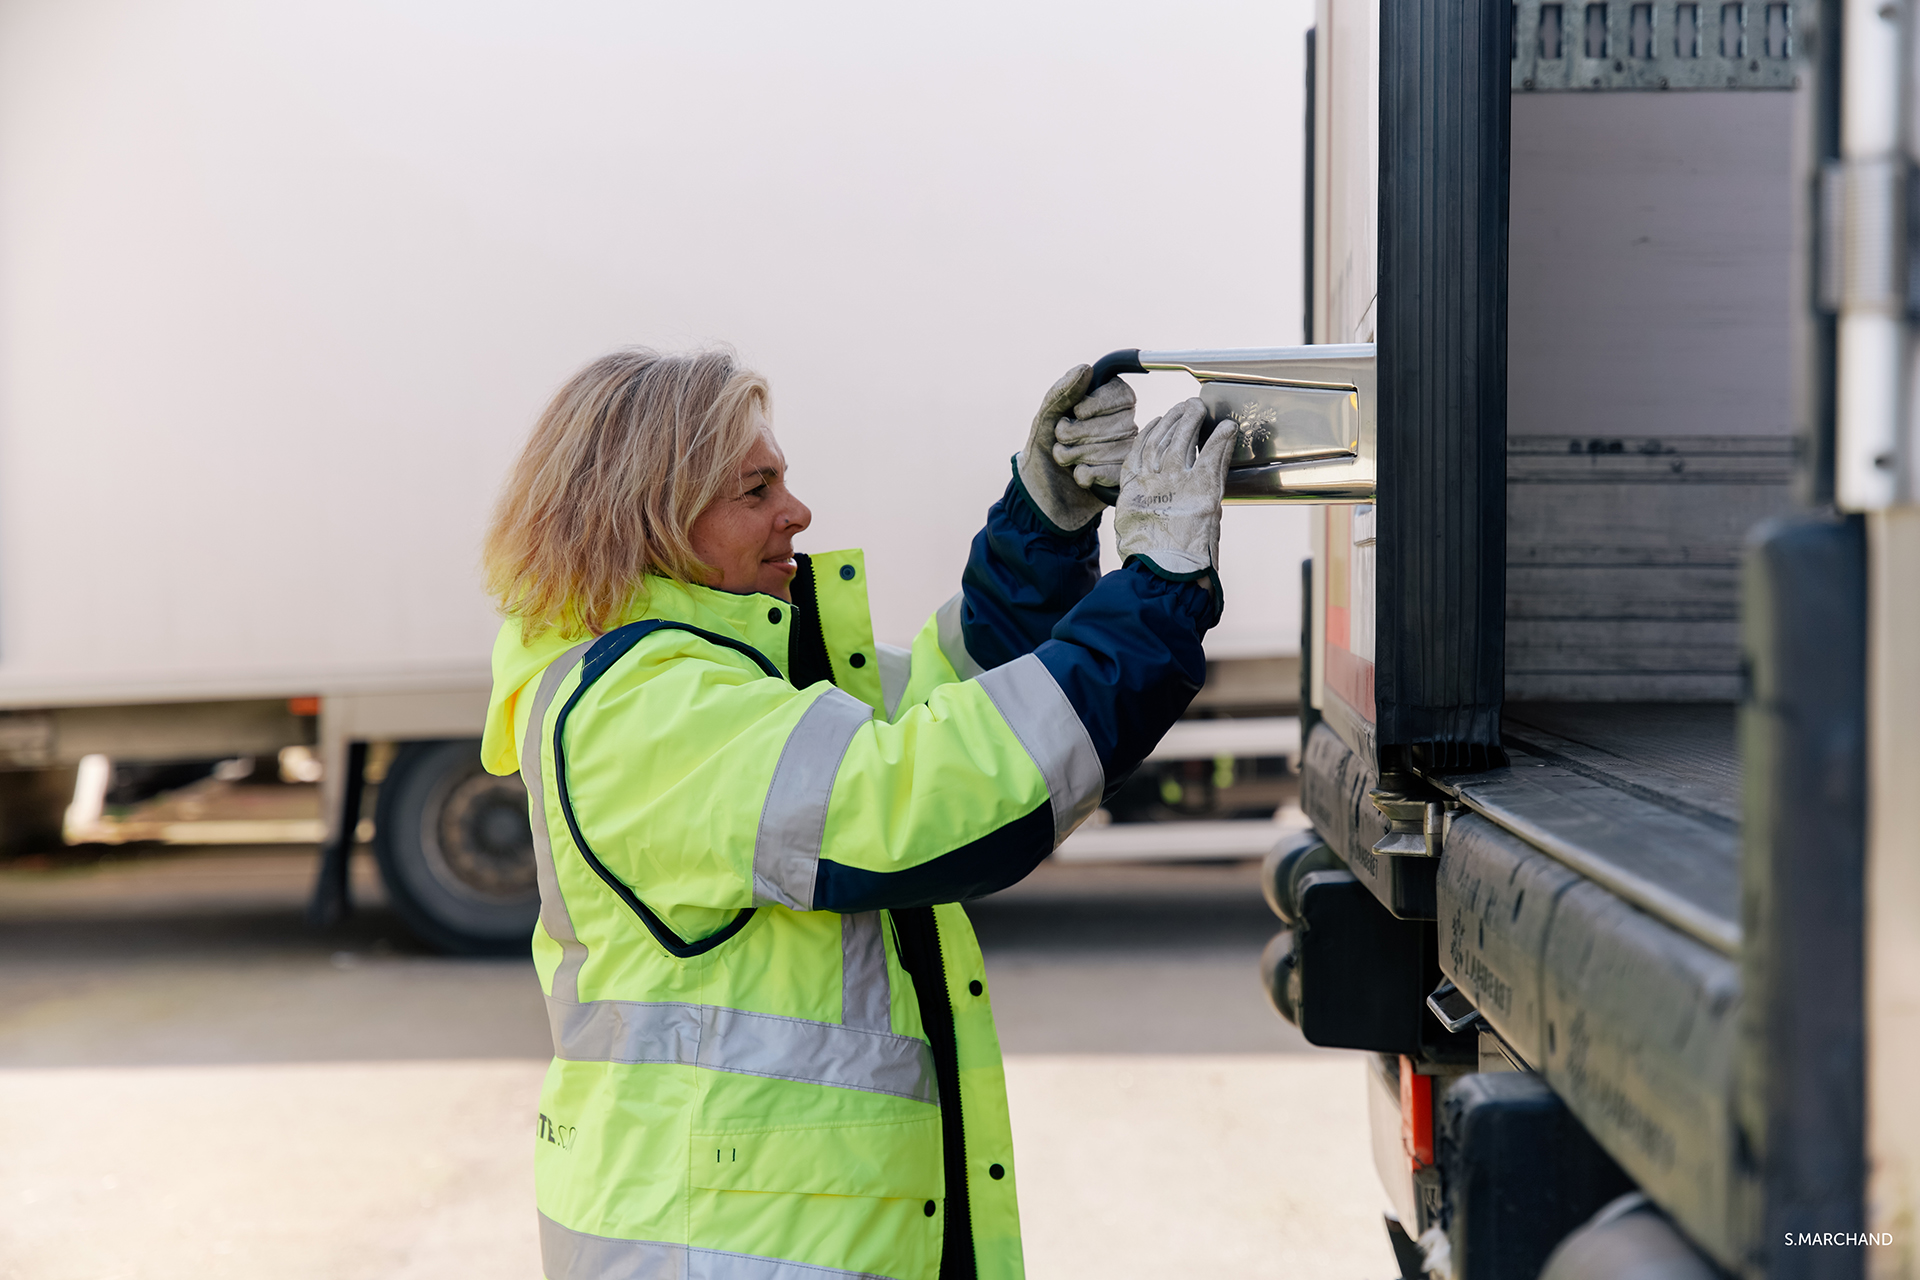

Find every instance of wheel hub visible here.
[433,772,538,902]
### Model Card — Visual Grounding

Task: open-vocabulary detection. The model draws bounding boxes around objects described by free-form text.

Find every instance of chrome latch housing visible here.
[1367,788,1457,858]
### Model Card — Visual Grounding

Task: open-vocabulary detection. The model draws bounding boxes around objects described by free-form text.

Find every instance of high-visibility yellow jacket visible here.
[483,475,1219,1280]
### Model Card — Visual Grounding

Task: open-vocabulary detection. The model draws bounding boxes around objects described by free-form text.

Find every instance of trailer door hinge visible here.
[1818,157,1917,317]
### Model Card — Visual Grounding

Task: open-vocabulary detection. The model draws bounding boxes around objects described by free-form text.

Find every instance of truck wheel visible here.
[0,764,80,856]
[373,739,539,955]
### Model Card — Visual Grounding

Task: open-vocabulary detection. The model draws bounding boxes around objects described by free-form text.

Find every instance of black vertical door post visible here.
[1375,0,1510,770]
[1737,8,1866,1271]
[1737,513,1867,1277]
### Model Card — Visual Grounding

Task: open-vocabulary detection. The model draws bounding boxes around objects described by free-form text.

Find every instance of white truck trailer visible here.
[1247,0,1920,1275]
[0,0,1315,950]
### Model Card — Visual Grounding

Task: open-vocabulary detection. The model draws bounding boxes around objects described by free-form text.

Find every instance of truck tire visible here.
[0,764,79,857]
[373,738,539,955]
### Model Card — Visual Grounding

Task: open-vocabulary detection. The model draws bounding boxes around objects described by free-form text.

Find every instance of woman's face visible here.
[688,422,813,601]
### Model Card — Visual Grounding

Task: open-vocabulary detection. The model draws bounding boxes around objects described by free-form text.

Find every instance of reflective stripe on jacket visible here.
[486,476,1218,1280]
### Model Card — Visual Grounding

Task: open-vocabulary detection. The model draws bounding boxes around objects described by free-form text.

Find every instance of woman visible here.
[481,348,1234,1280]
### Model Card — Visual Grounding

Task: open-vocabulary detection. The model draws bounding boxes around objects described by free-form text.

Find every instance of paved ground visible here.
[0,847,1400,1279]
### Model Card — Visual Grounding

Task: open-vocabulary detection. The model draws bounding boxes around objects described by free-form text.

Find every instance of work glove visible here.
[1016,365,1138,533]
[1114,397,1237,579]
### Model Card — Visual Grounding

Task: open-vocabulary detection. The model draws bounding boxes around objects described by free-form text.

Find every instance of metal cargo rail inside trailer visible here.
[1267,1,1871,1276]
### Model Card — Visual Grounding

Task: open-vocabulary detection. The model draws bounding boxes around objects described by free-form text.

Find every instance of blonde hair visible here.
[483,347,771,641]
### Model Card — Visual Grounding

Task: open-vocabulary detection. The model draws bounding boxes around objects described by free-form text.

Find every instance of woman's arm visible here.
[945,470,1104,673]
[911,366,1135,691]
[782,403,1235,911]
[561,560,1212,921]
[887,469,1101,722]
[804,560,1214,911]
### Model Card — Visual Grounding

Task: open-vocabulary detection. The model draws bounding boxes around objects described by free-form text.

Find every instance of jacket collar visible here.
[633,574,796,682]
[636,553,882,717]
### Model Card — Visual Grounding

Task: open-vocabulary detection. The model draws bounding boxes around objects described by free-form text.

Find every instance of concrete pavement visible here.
[0,847,1400,1278]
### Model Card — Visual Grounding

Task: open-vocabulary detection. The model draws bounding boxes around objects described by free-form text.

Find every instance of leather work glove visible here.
[1114,397,1237,579]
[1016,365,1138,533]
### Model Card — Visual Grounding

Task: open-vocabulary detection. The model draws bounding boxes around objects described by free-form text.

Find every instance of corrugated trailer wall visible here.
[1505,90,1797,703]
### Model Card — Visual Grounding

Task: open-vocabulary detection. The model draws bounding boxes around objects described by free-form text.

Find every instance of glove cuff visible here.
[1013,453,1105,536]
[1124,548,1208,577]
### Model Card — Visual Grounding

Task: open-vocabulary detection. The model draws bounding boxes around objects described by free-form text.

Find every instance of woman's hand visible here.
[1015,365,1137,533]
[1052,375,1137,490]
[1113,398,1236,579]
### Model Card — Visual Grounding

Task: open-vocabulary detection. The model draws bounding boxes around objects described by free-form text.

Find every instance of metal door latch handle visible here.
[1368,790,1458,858]
[1427,980,1483,1034]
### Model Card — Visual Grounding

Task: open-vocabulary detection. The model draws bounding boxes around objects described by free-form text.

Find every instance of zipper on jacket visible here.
[890,906,976,1280]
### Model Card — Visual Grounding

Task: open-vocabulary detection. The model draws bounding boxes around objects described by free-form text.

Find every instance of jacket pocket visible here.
[688,1116,947,1280]
[691,1116,942,1200]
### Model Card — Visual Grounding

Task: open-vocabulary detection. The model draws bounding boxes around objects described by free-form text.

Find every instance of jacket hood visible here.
[481,611,599,776]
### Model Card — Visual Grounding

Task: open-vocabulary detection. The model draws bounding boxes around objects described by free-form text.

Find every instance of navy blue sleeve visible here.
[1036,561,1219,795]
[957,469,1101,670]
